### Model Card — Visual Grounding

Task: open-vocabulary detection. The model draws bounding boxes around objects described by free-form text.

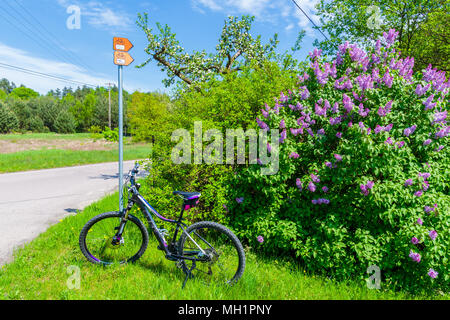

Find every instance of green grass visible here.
[0,146,151,173]
[0,133,150,173]
[0,192,440,300]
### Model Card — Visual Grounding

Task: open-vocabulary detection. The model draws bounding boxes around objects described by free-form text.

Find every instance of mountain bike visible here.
[79,162,245,288]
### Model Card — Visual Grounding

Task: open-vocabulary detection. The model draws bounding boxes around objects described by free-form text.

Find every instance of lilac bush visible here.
[228,30,449,293]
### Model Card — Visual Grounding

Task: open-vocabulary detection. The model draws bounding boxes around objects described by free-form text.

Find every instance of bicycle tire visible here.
[178,221,245,285]
[79,211,149,265]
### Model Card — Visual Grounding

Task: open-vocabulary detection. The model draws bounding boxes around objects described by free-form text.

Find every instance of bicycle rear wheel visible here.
[178,221,245,286]
[79,211,148,265]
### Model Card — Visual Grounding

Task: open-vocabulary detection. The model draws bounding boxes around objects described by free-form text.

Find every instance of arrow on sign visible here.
[114,51,134,66]
[113,37,133,52]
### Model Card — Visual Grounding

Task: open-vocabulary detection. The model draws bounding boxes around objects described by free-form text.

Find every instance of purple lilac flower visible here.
[342,94,353,113]
[300,86,310,100]
[418,172,431,180]
[336,132,342,138]
[311,174,320,183]
[403,125,417,137]
[417,218,423,225]
[429,230,438,240]
[423,94,436,110]
[409,250,421,263]
[322,186,329,193]
[422,180,429,191]
[423,139,432,146]
[308,182,316,192]
[382,70,393,88]
[289,152,300,159]
[279,129,287,143]
[280,119,286,129]
[385,137,393,145]
[378,100,393,117]
[325,161,332,168]
[424,204,437,214]
[415,83,431,96]
[435,127,449,139]
[396,141,405,148]
[411,237,419,245]
[404,179,413,187]
[414,190,423,197]
[384,123,393,132]
[434,145,444,152]
[261,109,269,118]
[256,117,269,131]
[257,235,264,243]
[428,268,438,279]
[317,128,325,136]
[296,178,303,191]
[334,154,343,162]
[432,111,447,125]
[290,128,302,136]
[267,143,272,153]
[235,197,244,204]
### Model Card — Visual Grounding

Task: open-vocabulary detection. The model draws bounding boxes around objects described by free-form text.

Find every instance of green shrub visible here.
[26,116,45,132]
[102,126,119,142]
[0,102,19,133]
[227,30,449,293]
[54,110,76,134]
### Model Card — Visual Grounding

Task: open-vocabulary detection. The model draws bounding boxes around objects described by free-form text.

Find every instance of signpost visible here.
[113,37,134,214]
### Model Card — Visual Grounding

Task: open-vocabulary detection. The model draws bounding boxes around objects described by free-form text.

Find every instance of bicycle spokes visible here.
[84,217,144,264]
[181,227,241,286]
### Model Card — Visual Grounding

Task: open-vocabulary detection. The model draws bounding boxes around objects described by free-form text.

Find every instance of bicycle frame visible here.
[117,177,208,262]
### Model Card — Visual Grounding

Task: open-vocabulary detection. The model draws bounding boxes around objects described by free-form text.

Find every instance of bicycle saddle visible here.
[173,191,201,200]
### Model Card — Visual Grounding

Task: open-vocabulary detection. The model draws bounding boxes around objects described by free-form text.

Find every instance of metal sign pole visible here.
[118,65,124,214]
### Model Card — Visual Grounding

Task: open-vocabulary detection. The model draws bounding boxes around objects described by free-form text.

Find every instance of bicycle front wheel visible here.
[79,211,148,265]
[178,221,245,286]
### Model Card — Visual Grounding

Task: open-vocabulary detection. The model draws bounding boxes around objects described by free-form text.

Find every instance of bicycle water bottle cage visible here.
[173,191,201,211]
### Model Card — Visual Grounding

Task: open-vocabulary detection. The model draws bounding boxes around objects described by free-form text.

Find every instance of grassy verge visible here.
[0,132,93,141]
[0,192,438,300]
[0,145,151,173]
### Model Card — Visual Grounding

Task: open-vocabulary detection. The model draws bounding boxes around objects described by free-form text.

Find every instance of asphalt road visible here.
[0,160,144,265]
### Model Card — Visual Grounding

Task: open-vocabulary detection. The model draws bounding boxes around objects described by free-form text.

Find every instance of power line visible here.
[0,2,84,69]
[11,0,94,71]
[290,0,329,41]
[0,62,98,88]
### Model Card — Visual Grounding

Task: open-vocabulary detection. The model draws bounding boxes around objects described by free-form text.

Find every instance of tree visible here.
[0,101,19,133]
[137,14,304,90]
[54,109,76,134]
[9,86,39,100]
[314,0,448,71]
[0,78,16,94]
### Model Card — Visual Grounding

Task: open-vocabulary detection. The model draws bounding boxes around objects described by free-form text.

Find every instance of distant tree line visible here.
[0,78,135,134]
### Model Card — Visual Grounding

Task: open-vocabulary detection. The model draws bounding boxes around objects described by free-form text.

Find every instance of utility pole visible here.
[105,82,114,129]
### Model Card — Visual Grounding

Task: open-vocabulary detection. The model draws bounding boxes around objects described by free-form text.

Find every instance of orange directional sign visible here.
[113,37,133,52]
[114,51,134,66]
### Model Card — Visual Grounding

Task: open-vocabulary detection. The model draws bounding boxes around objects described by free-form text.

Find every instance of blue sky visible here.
[0,0,323,94]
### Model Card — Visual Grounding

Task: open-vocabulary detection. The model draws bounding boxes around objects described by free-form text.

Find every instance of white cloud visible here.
[0,42,113,94]
[57,0,133,30]
[191,0,322,36]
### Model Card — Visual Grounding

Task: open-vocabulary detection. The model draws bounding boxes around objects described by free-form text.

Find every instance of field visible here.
[0,133,150,173]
